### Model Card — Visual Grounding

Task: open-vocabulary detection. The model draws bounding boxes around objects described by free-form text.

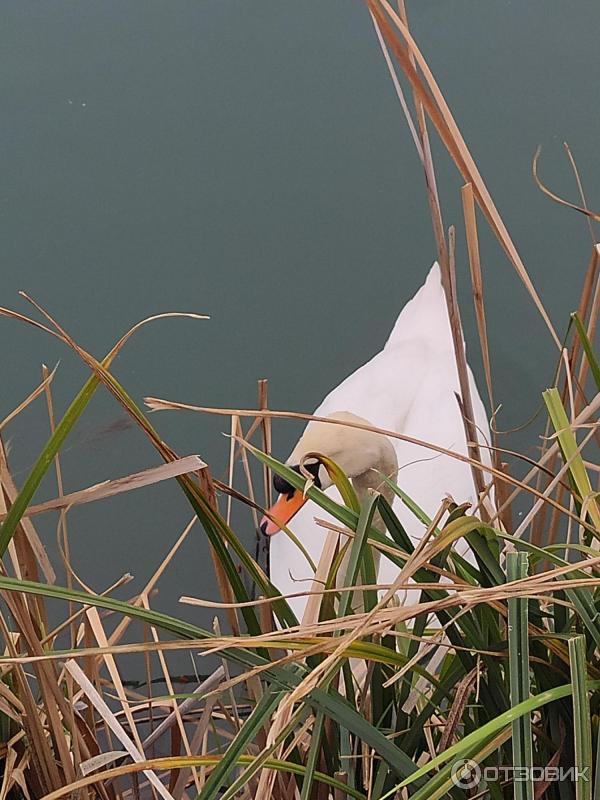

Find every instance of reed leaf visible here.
[569,635,593,800]
[572,312,600,392]
[507,551,534,800]
[543,387,600,536]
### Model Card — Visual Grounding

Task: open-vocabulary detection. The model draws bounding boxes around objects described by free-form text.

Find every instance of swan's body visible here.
[265,263,491,620]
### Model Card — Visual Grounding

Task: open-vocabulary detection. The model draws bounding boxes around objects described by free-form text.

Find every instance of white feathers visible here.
[270,262,490,620]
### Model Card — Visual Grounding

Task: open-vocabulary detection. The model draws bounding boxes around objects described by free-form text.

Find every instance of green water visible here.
[1,1,599,641]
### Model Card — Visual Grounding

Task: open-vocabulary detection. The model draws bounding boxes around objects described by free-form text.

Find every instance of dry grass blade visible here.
[0,366,57,432]
[438,665,480,752]
[575,245,600,400]
[369,11,424,163]
[64,659,175,800]
[0,455,206,521]
[396,0,448,272]
[0,614,59,795]
[532,146,600,223]
[492,389,600,526]
[274,504,454,714]
[461,182,495,422]
[142,666,225,750]
[563,141,597,244]
[37,755,363,800]
[141,594,203,795]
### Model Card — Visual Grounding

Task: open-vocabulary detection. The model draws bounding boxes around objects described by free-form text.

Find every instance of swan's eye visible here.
[302,460,322,487]
[273,471,297,498]
[272,462,322,497]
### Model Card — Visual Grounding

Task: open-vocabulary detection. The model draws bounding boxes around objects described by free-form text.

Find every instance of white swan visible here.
[260,262,491,621]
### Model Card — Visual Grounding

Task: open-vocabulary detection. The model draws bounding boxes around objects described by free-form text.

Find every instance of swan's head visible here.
[259,411,397,536]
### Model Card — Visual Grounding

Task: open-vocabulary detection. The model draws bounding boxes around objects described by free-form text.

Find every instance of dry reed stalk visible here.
[170,688,220,798]
[460,185,494,397]
[576,245,600,398]
[374,2,488,512]
[571,245,600,394]
[367,0,559,346]
[1,584,85,786]
[532,244,600,550]
[197,459,241,637]
[437,665,479,752]
[0,612,57,796]
[446,225,487,503]
[258,380,272,509]
[396,0,448,269]
[333,770,348,800]
[258,379,272,587]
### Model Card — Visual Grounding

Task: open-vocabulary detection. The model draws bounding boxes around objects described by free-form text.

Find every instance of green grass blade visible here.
[318,454,361,513]
[338,494,378,619]
[0,371,104,556]
[378,472,437,529]
[300,711,326,800]
[569,635,593,800]
[543,387,600,535]
[405,730,511,800]
[92,366,297,629]
[20,327,298,629]
[507,551,533,800]
[572,312,600,392]
[249,444,361,531]
[217,705,312,800]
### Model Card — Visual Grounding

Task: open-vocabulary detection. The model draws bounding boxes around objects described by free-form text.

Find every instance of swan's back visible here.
[384,261,453,352]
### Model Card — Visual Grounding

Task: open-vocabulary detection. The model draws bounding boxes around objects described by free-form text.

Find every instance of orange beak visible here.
[260,490,307,536]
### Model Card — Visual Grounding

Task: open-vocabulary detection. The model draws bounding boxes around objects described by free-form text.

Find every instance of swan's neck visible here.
[350,447,398,540]
[339,452,397,613]
[351,455,397,508]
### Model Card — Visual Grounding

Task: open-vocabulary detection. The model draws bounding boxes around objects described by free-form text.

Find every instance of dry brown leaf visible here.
[0,455,206,521]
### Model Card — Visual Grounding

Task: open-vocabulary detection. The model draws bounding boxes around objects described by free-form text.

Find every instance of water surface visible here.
[1,2,598,648]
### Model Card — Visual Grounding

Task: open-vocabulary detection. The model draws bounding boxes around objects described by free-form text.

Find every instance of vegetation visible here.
[1,1,600,798]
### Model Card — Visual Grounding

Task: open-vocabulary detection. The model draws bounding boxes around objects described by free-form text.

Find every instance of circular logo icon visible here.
[451,758,481,789]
